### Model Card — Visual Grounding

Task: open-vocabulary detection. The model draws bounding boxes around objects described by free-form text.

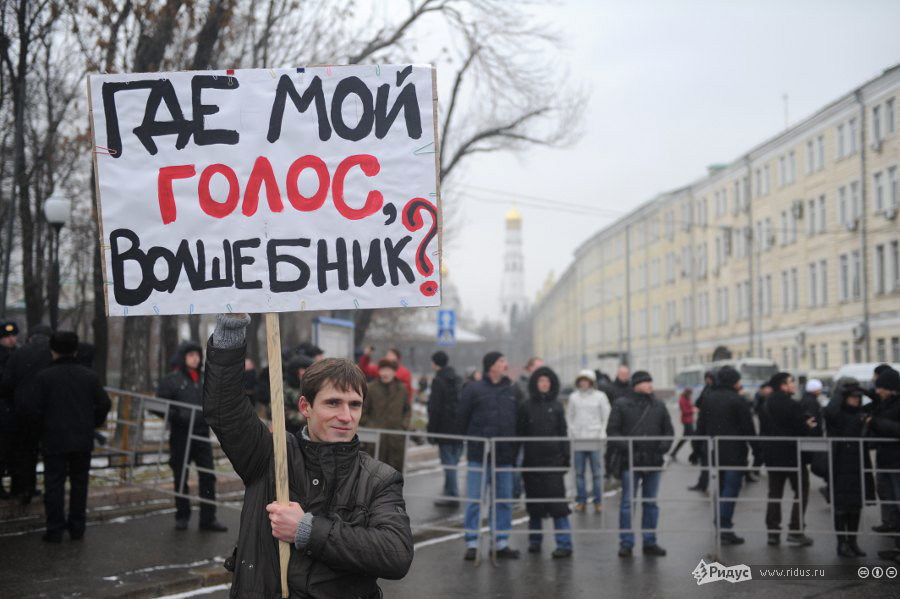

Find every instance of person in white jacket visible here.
[566,370,611,512]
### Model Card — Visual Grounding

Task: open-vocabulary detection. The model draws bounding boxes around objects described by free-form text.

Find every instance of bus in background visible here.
[673,364,706,400]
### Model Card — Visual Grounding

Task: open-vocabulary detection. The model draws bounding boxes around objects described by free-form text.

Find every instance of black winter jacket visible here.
[203,340,413,599]
[517,367,570,519]
[758,391,809,468]
[868,391,900,468]
[156,343,209,437]
[606,391,674,468]
[457,376,520,465]
[32,357,111,455]
[694,385,758,467]
[825,400,875,510]
[427,366,462,437]
[0,335,52,421]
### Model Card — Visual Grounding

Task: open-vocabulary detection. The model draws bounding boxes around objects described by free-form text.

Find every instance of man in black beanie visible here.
[869,367,900,559]
[456,351,521,560]
[607,370,673,557]
[428,350,464,506]
[31,332,110,541]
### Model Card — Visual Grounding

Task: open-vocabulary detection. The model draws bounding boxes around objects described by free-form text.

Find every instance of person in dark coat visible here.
[203,314,413,598]
[824,382,873,557]
[30,332,111,542]
[868,367,900,559]
[607,370,674,557]
[759,372,817,546]
[456,351,521,560]
[688,371,716,493]
[518,366,572,558]
[283,354,313,435]
[0,320,20,499]
[866,365,900,536]
[427,351,463,505]
[360,359,411,473]
[156,341,227,532]
[695,366,758,545]
[0,324,52,504]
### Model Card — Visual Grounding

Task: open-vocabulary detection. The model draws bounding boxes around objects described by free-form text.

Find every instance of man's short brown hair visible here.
[301,358,368,405]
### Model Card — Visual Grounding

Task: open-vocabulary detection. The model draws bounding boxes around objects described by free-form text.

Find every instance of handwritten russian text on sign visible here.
[88,65,441,316]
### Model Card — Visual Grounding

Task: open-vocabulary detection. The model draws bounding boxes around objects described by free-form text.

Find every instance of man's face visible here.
[529,359,544,373]
[489,356,509,378]
[184,351,201,370]
[378,366,396,384]
[300,382,363,443]
[846,394,862,407]
[876,387,893,400]
[760,386,773,397]
[537,375,552,394]
[385,350,399,362]
[617,366,629,383]
[782,376,796,396]
[0,335,15,348]
[634,381,653,394]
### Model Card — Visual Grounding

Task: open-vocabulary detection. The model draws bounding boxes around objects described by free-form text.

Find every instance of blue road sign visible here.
[437,309,455,346]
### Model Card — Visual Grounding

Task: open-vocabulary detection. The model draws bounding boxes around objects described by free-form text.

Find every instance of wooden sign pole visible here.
[265,313,291,598]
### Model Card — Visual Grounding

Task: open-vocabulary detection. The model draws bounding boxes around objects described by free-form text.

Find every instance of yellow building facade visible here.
[533,65,900,387]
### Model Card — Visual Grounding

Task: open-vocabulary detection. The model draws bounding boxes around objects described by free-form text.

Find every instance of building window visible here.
[854,342,863,363]
[781,270,789,309]
[780,211,788,245]
[792,347,799,369]
[837,124,845,159]
[806,140,814,174]
[791,268,799,310]
[808,263,817,306]
[732,181,740,214]
[877,338,887,362]
[840,254,849,301]
[764,164,771,195]
[818,194,826,233]
[849,117,858,154]
[851,249,861,299]
[821,343,828,369]
[755,169,762,197]
[819,259,828,305]
[765,274,773,315]
[778,156,786,188]
[892,241,900,291]
[817,135,825,169]
[888,98,896,134]
[807,199,816,235]
[838,186,847,225]
[889,167,898,211]
[809,345,817,369]
[875,244,885,294]
[841,341,850,364]
[851,180,861,220]
[874,105,882,142]
[765,217,773,250]
[874,171,884,212]
[893,337,900,362]
[789,150,796,184]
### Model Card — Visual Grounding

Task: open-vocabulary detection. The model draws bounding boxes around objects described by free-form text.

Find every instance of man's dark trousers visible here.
[169,427,216,524]
[766,467,810,532]
[43,451,91,538]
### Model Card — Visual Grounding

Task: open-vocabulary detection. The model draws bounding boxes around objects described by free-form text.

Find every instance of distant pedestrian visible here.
[868,364,900,536]
[669,387,694,461]
[759,372,816,547]
[515,357,543,400]
[283,354,313,435]
[359,346,413,403]
[824,382,873,557]
[694,366,757,545]
[607,370,673,557]
[31,332,110,542]
[0,324,52,504]
[566,369,611,512]
[519,366,572,558]
[688,371,716,493]
[606,365,631,402]
[457,351,520,560]
[361,359,411,473]
[0,320,19,499]
[868,367,900,560]
[156,342,227,532]
[427,351,464,506]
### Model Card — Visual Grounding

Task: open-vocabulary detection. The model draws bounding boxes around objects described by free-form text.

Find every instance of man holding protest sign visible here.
[204,313,413,597]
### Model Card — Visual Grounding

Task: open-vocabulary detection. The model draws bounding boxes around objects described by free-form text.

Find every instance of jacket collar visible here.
[296,427,360,474]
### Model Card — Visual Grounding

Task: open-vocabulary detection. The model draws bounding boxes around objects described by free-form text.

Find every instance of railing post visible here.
[119,394,131,481]
[711,436,720,559]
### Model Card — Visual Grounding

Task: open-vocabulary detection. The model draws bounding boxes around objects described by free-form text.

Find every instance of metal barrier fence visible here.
[87,392,900,567]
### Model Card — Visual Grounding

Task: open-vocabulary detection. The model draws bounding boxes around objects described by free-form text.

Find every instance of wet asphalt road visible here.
[6,453,900,598]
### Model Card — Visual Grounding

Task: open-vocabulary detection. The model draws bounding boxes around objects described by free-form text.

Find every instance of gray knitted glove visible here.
[294,512,315,549]
[211,313,251,349]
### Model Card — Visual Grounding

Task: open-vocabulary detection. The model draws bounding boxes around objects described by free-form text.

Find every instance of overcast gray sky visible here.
[441,0,900,323]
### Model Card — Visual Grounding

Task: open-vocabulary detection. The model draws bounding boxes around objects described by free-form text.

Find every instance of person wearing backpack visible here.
[427,351,463,507]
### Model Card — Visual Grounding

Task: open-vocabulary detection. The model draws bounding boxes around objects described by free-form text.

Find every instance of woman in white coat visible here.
[566,370,611,512]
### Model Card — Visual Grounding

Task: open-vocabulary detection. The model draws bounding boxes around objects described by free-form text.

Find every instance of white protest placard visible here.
[88,65,441,316]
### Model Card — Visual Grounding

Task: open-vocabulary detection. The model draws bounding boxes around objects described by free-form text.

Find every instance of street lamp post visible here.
[43,194,71,331]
